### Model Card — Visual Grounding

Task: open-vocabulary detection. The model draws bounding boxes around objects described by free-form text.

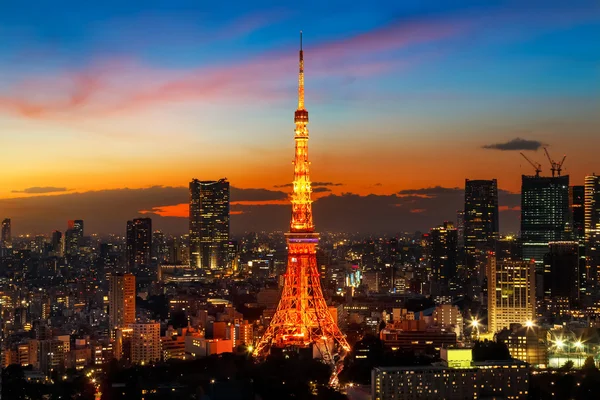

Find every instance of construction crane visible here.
[543,147,567,177]
[520,152,542,177]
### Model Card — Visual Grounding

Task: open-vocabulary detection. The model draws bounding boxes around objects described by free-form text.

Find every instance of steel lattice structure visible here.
[253,33,350,362]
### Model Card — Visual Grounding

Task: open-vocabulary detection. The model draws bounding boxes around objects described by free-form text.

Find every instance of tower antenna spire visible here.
[298,31,304,110]
[254,34,350,382]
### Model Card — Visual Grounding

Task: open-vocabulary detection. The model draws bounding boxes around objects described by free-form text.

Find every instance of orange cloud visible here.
[139,200,288,217]
[231,200,290,206]
[140,203,188,218]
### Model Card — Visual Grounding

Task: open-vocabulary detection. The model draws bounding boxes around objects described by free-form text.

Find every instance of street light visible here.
[525,320,534,328]
[555,339,565,350]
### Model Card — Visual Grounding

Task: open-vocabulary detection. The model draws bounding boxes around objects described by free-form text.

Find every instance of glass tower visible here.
[520,175,570,267]
[464,179,499,274]
[189,178,230,270]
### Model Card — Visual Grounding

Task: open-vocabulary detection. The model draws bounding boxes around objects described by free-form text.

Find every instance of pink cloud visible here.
[0,16,464,120]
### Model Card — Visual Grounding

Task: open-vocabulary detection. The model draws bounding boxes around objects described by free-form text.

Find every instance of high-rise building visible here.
[571,186,585,240]
[51,231,62,256]
[131,322,160,365]
[488,259,535,333]
[432,304,463,338]
[65,219,84,258]
[428,222,458,284]
[497,325,548,368]
[570,186,587,295]
[456,210,465,248]
[1,218,12,250]
[39,339,66,375]
[109,273,136,331]
[152,230,169,264]
[464,179,499,274]
[189,178,230,270]
[521,175,570,267]
[126,218,153,273]
[493,236,522,262]
[585,174,600,286]
[543,241,579,306]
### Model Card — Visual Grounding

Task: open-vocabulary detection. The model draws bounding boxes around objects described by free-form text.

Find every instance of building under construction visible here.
[520,150,570,279]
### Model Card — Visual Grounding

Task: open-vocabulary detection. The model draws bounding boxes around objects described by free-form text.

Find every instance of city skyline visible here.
[1,1,599,235]
[3,3,600,398]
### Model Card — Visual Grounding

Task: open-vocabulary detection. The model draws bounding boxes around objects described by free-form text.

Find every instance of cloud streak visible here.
[482,138,545,151]
[0,16,464,120]
[12,186,69,194]
[0,184,522,235]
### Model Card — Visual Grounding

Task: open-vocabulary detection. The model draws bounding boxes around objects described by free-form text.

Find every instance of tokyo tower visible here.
[253,33,350,362]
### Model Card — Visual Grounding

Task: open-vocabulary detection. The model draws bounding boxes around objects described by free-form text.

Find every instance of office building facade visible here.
[570,186,588,294]
[488,259,535,333]
[543,241,579,306]
[428,222,458,283]
[521,175,570,266]
[131,322,161,365]
[1,218,11,250]
[464,179,499,273]
[126,217,153,273]
[189,178,230,270]
[109,273,136,331]
[65,219,84,258]
[585,175,600,286]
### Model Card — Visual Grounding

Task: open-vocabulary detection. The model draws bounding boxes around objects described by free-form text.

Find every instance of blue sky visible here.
[0,0,598,234]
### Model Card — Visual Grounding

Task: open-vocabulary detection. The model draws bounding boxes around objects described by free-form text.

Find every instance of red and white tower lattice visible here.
[253,33,350,361]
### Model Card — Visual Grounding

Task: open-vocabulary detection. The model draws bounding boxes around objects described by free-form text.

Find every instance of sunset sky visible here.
[1,0,599,235]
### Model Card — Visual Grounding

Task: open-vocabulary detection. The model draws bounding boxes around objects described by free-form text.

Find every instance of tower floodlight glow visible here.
[253,33,350,364]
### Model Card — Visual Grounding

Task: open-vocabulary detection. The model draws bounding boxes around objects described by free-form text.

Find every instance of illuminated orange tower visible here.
[254,33,350,362]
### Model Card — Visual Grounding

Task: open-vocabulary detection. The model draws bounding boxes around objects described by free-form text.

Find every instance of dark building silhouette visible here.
[152,230,169,264]
[571,186,585,240]
[570,185,587,296]
[126,218,152,274]
[585,174,600,287]
[521,175,569,269]
[428,222,458,284]
[1,218,11,257]
[493,236,522,262]
[1,218,11,250]
[189,178,230,270]
[464,179,499,276]
[543,241,579,306]
[51,231,62,255]
[65,219,84,258]
[456,210,465,248]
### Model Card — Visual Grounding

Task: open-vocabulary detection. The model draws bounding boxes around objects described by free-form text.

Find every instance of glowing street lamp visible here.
[525,320,534,328]
[574,341,583,350]
[555,339,565,350]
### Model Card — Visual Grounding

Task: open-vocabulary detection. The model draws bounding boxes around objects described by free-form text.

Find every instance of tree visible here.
[582,356,598,373]
[559,360,574,372]
[1,364,26,400]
